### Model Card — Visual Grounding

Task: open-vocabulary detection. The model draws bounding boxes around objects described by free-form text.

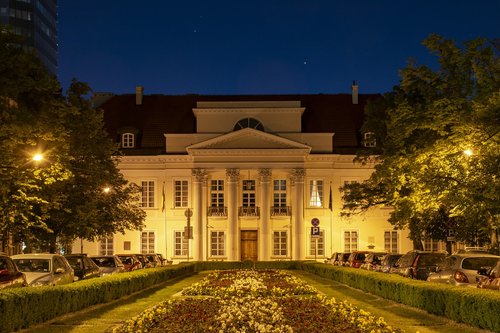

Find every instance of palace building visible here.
[73,85,415,262]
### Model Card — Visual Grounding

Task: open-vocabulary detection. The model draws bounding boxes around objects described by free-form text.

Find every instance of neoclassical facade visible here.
[74,89,416,262]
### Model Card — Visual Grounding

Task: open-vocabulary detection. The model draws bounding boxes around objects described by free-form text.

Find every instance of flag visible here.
[161,182,165,212]
[328,185,332,212]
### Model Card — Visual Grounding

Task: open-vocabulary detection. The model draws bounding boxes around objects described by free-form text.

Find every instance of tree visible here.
[341,34,500,252]
[29,80,146,252]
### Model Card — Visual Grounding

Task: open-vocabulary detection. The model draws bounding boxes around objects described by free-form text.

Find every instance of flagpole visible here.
[329,182,333,255]
[162,181,167,262]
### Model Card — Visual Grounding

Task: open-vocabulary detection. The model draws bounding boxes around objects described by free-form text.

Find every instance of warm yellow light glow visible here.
[103,187,111,194]
[32,153,43,162]
[464,149,473,156]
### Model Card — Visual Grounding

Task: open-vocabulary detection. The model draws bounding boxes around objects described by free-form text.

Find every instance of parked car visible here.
[455,247,490,254]
[0,253,27,289]
[336,252,351,266]
[64,254,102,281]
[12,253,74,287]
[392,250,446,280]
[360,252,387,271]
[324,252,338,265]
[347,251,372,268]
[376,253,403,273]
[156,253,172,265]
[90,255,125,275]
[145,254,162,267]
[427,253,500,286]
[115,254,142,271]
[135,254,153,268]
[477,259,500,290]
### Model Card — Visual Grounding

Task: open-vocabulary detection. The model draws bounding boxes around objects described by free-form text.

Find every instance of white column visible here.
[192,168,206,261]
[291,168,305,260]
[258,168,271,261]
[226,168,240,261]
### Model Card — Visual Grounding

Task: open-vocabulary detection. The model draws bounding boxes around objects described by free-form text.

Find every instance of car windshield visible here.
[417,254,444,266]
[92,257,115,267]
[14,259,50,273]
[461,257,499,270]
[65,257,83,269]
[119,257,133,265]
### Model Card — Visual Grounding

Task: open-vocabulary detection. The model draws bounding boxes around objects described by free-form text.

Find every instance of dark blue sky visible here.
[58,1,499,95]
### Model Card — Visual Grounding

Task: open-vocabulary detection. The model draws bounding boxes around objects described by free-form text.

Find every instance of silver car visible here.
[90,255,125,276]
[427,253,500,286]
[12,253,74,287]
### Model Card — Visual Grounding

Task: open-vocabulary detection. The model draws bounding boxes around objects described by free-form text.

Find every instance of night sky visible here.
[58,1,499,96]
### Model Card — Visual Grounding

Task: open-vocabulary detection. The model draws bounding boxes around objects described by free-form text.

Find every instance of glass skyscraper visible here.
[0,0,57,76]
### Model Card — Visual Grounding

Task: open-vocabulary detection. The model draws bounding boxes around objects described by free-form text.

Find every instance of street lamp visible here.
[32,153,43,162]
[463,149,473,156]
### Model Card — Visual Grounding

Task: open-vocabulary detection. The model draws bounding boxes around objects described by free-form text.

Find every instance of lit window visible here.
[174,180,189,208]
[122,133,135,148]
[141,231,155,254]
[363,132,376,147]
[210,231,225,256]
[310,230,325,256]
[273,231,288,256]
[141,181,155,208]
[344,230,358,252]
[309,180,323,207]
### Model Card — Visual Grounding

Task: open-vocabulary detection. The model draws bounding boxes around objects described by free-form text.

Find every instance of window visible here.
[344,230,358,252]
[423,239,440,252]
[99,237,113,255]
[242,180,256,207]
[363,132,376,147]
[273,231,287,256]
[384,231,399,253]
[174,180,189,208]
[141,181,155,208]
[309,180,323,207]
[310,230,325,256]
[123,241,131,251]
[233,118,264,131]
[273,180,287,207]
[210,180,224,207]
[210,231,225,256]
[141,231,155,253]
[122,133,135,148]
[174,231,189,256]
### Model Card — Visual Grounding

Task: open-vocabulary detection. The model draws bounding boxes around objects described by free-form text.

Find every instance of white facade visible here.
[74,99,413,262]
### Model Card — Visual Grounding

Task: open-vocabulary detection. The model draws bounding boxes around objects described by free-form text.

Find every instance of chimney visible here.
[135,86,144,105]
[351,81,358,105]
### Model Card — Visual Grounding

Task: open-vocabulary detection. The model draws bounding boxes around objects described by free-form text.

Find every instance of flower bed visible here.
[112,269,403,333]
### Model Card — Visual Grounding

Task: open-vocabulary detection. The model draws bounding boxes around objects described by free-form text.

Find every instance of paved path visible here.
[22,270,493,333]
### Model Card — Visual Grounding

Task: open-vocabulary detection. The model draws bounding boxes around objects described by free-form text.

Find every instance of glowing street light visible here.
[463,149,473,156]
[32,153,43,162]
[102,187,111,194]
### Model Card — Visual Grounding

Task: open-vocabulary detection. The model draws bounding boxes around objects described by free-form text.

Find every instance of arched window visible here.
[122,133,135,148]
[233,118,264,131]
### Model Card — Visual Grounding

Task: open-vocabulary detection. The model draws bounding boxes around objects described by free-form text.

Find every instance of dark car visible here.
[116,254,142,271]
[336,252,351,266]
[392,250,446,280]
[64,254,101,281]
[347,251,372,268]
[135,254,153,268]
[376,253,403,273]
[90,255,125,276]
[0,254,27,289]
[360,252,387,271]
[476,259,500,290]
[145,254,162,267]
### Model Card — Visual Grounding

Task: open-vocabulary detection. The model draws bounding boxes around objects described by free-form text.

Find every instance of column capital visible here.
[258,168,272,183]
[191,168,207,182]
[290,168,305,185]
[226,168,240,182]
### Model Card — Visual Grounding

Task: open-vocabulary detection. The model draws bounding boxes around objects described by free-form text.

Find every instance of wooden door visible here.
[241,230,258,261]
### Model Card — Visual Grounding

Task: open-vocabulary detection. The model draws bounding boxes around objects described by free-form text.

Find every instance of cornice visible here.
[187,148,311,156]
[193,107,305,116]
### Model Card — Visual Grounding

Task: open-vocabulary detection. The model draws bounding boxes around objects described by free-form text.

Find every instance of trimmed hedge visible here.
[295,261,500,332]
[0,264,194,333]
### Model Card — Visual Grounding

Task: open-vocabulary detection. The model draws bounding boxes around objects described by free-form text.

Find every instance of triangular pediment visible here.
[187,128,311,150]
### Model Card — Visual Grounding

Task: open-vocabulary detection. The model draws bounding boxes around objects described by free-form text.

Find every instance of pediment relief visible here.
[186,128,311,150]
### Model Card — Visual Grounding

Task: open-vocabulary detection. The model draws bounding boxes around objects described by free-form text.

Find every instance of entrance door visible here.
[241,230,258,261]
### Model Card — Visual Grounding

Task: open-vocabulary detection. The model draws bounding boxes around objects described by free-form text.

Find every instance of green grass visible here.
[23,270,493,333]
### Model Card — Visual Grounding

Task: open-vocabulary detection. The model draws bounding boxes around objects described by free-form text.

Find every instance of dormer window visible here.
[363,132,376,147]
[122,133,135,148]
[233,118,264,131]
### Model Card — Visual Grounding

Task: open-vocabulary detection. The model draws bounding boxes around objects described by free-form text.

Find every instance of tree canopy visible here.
[341,34,500,252]
[0,26,145,253]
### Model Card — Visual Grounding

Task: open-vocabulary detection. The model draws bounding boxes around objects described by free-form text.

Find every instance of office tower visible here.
[0,0,57,76]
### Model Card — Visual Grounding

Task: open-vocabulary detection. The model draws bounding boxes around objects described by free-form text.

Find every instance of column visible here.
[290,168,305,260]
[258,168,271,261]
[226,168,240,261]
[192,168,206,261]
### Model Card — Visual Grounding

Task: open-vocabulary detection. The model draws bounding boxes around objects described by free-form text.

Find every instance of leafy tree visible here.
[342,34,500,252]
[29,80,146,253]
